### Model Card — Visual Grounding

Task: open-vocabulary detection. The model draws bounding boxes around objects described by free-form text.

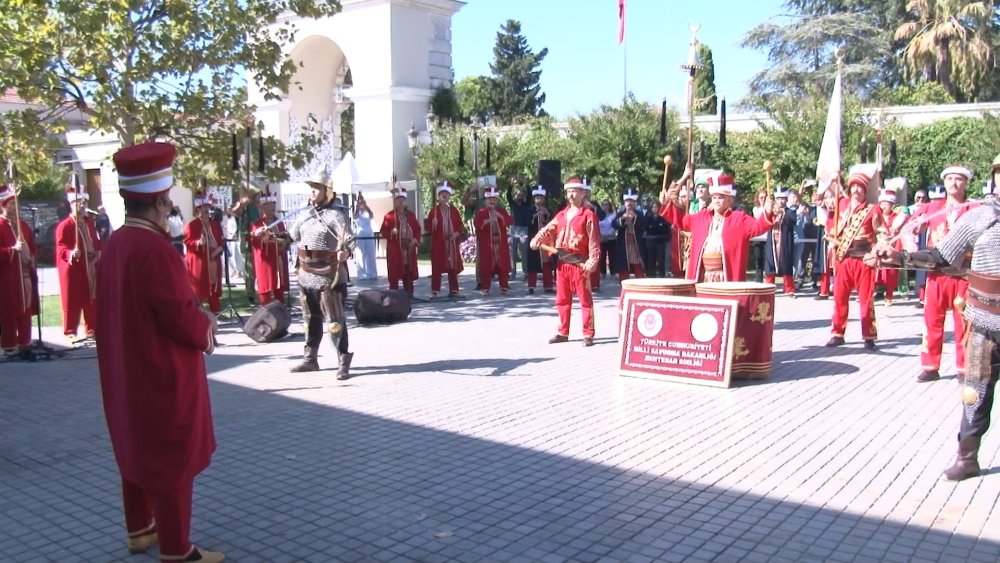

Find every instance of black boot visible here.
[943,436,981,481]
[290,346,319,373]
[336,352,354,380]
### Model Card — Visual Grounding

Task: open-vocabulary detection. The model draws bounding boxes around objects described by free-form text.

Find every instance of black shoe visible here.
[917,370,940,383]
[290,359,319,373]
[815,294,829,300]
[864,339,877,351]
[528,288,535,295]
[548,334,569,344]
[916,301,924,309]
[825,336,845,347]
[582,337,594,347]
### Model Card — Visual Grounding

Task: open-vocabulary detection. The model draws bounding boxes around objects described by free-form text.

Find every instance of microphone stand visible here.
[216,235,244,324]
[25,208,61,360]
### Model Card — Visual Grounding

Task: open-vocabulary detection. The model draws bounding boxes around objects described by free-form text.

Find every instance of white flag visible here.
[815,70,842,196]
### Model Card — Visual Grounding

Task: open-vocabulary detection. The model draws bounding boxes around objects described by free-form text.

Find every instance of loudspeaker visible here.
[537,160,562,201]
[354,289,412,325]
[243,301,291,343]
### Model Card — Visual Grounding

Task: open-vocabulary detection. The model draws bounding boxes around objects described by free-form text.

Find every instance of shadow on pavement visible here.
[2,369,997,563]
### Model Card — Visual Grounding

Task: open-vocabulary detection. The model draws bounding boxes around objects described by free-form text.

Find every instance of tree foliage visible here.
[745,0,1000,104]
[0,0,342,189]
[695,44,718,115]
[454,76,494,124]
[894,0,995,102]
[488,19,548,123]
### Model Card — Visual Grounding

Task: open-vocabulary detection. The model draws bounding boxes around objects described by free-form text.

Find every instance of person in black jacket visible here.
[612,188,647,280]
[643,201,672,277]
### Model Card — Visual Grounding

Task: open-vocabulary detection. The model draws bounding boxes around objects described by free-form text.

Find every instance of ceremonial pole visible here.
[680,26,703,189]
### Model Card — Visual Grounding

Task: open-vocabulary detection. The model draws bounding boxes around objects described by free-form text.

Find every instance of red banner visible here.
[618,294,737,388]
[618,0,626,44]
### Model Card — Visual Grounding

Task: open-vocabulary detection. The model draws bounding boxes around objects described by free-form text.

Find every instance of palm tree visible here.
[894,0,995,101]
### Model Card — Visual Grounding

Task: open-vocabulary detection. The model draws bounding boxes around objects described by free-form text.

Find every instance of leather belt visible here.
[968,289,1000,315]
[967,271,1000,294]
[298,248,334,276]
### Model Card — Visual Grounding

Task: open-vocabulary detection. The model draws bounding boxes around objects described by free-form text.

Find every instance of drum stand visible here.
[217,239,244,324]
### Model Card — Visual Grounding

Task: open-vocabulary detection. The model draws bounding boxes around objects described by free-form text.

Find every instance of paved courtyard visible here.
[2,266,999,562]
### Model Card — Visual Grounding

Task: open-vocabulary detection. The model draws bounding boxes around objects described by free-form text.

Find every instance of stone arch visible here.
[252,0,464,213]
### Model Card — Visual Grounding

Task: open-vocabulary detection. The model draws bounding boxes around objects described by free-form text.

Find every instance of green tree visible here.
[741,1,904,103]
[454,76,494,123]
[894,0,995,102]
[0,107,61,191]
[488,19,548,123]
[894,115,1000,191]
[566,95,678,204]
[430,87,460,124]
[695,44,718,115]
[0,0,342,188]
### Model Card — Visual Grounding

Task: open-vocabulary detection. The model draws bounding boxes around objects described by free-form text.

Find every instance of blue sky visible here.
[452,0,787,119]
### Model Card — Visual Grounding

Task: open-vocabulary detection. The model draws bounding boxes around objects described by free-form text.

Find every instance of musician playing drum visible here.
[289,168,357,379]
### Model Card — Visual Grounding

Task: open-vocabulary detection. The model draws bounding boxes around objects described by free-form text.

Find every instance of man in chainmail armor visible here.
[876,192,1000,481]
[289,169,357,379]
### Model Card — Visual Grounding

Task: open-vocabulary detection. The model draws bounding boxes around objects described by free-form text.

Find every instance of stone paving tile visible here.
[3,272,1000,561]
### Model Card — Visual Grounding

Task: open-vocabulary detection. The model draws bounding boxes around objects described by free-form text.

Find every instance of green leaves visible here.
[0,0,342,194]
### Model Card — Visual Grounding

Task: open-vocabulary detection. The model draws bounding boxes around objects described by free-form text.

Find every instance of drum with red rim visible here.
[618,278,697,334]
[695,281,775,379]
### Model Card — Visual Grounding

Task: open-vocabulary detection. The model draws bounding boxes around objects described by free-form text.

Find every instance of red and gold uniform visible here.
[424,182,466,296]
[910,168,979,377]
[0,185,38,352]
[531,178,601,341]
[97,142,222,562]
[473,187,513,294]
[55,187,100,339]
[659,173,774,282]
[380,190,422,296]
[829,170,888,343]
[249,196,290,305]
[183,193,224,314]
[874,190,908,304]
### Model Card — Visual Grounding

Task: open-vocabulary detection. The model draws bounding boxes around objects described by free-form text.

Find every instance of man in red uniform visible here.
[425,181,466,298]
[525,186,554,294]
[874,188,907,306]
[96,142,224,562]
[530,177,602,346]
[826,167,888,350]
[0,184,38,357]
[248,190,290,305]
[910,165,978,381]
[659,168,777,282]
[473,185,513,295]
[380,187,422,296]
[54,185,100,341]
[184,193,225,313]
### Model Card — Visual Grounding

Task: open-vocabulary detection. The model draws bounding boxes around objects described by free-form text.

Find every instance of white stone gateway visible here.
[251,0,464,220]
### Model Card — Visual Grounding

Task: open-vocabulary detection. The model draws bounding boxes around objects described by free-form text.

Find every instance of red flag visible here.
[618,0,626,44]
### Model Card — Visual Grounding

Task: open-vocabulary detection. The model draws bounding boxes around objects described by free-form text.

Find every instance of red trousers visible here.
[257,289,286,305]
[765,274,795,295]
[63,301,96,336]
[0,308,32,349]
[479,264,510,291]
[876,268,899,300]
[122,476,194,559]
[556,263,595,338]
[527,268,553,289]
[921,273,968,374]
[831,257,877,340]
[388,274,416,295]
[818,273,832,297]
[431,271,459,294]
[617,264,646,281]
